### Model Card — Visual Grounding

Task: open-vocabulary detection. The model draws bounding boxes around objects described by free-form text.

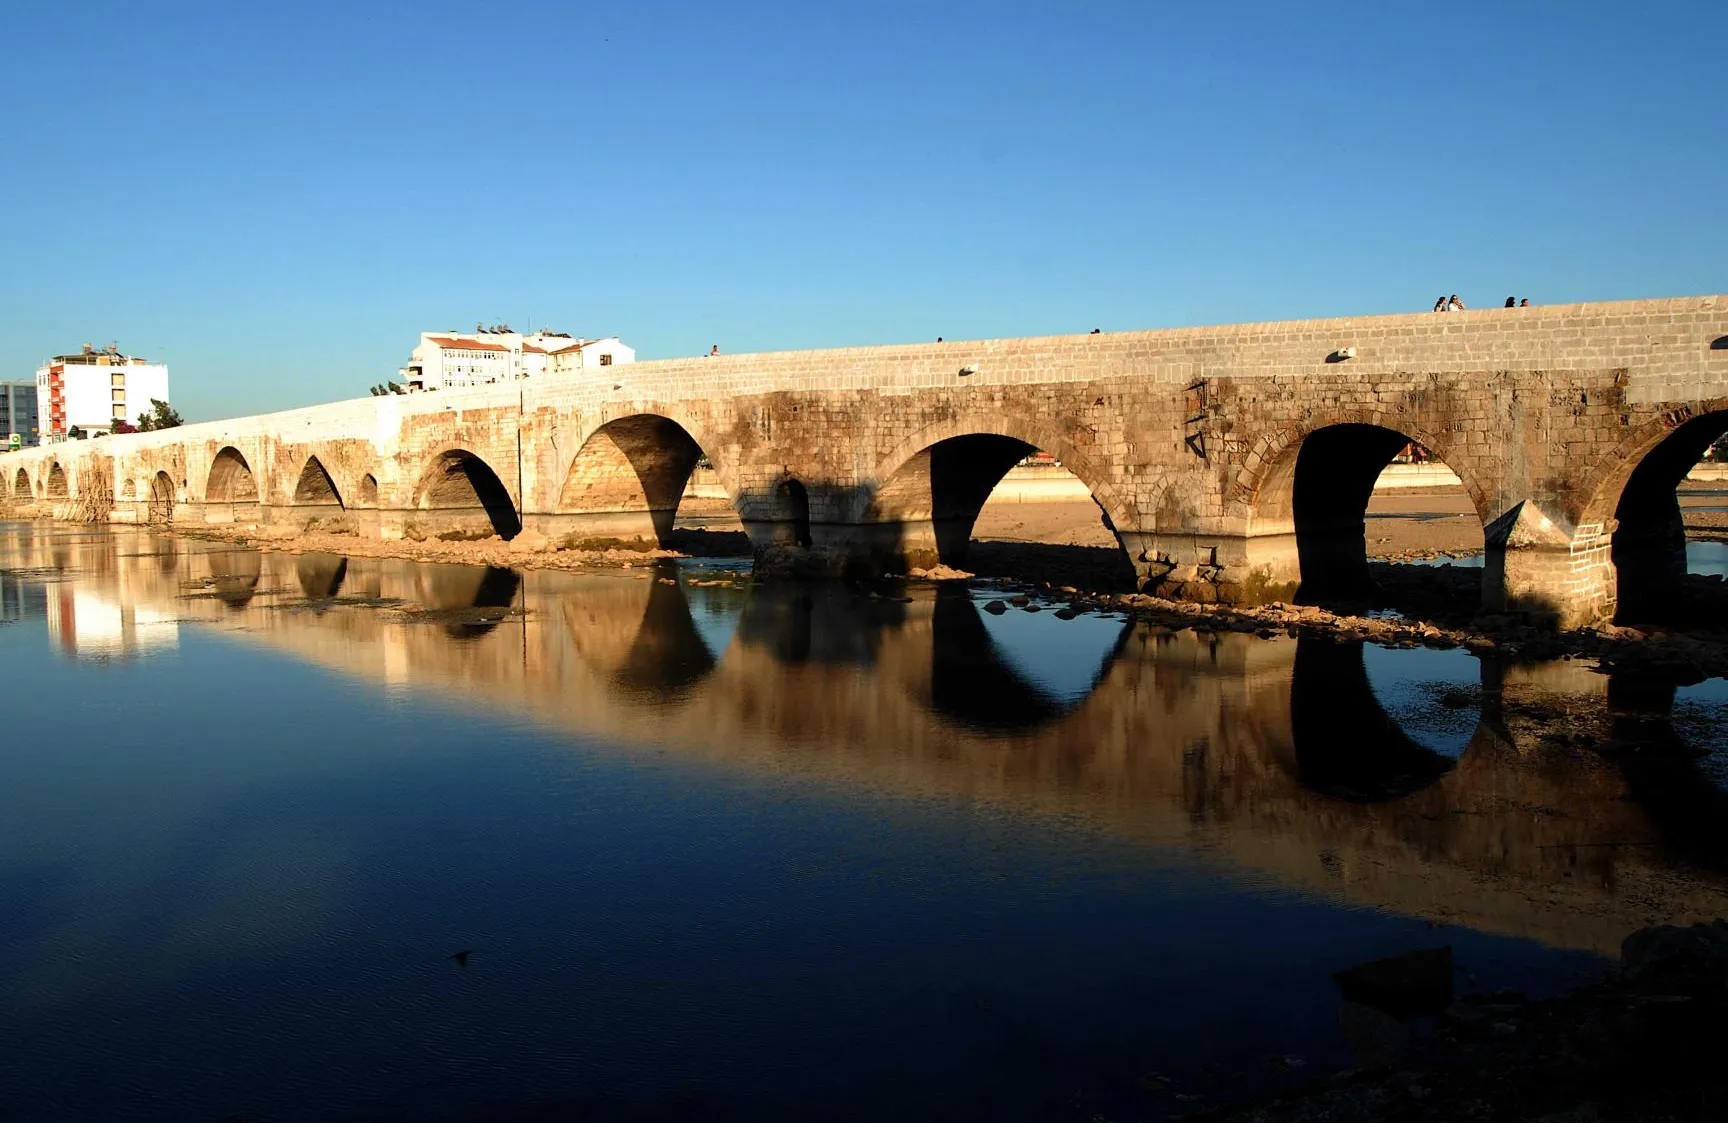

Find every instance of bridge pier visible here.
[1124,530,1303,605]
[1480,503,1615,629]
[529,509,670,546]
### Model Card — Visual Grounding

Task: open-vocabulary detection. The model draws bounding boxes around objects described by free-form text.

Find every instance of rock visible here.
[506,529,551,552]
[982,599,1008,615]
[1053,607,1077,620]
[1009,595,1031,607]
[1333,946,1454,1018]
[908,563,973,580]
[1620,920,1728,984]
[1337,999,1411,1069]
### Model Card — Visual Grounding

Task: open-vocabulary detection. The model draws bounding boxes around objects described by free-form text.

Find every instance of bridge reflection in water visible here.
[7,524,1727,959]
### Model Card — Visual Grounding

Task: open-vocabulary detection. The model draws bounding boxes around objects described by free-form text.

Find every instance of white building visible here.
[35,344,170,440]
[398,325,634,391]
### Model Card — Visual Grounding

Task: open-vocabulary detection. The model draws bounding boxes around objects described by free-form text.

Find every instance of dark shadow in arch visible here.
[416,450,521,541]
[557,415,708,545]
[1611,411,1728,624]
[293,456,344,507]
[778,478,813,549]
[1287,637,1458,800]
[12,467,29,497]
[148,471,175,525]
[1285,424,1425,602]
[867,434,1038,568]
[295,553,348,601]
[207,447,258,503]
[46,462,68,499]
[414,564,522,639]
[929,583,1129,733]
[611,563,720,699]
[357,473,379,507]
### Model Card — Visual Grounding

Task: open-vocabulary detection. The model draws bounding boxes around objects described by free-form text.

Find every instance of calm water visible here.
[3,523,1727,1123]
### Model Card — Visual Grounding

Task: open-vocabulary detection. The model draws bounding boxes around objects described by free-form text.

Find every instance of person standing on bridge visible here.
[1446,294,1465,312]
[1433,296,1448,312]
[709,344,720,357]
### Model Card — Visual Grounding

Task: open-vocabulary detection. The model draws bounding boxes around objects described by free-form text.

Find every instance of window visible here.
[599,353,613,366]
[112,403,128,418]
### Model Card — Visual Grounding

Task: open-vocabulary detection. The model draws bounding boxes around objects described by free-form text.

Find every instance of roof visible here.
[550,342,590,354]
[520,342,548,354]
[427,336,507,352]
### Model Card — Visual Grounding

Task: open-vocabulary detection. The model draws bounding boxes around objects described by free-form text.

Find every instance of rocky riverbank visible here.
[1190,921,1728,1123]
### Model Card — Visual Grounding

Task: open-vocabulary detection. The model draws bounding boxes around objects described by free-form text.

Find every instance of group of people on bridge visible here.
[1430,294,1533,311]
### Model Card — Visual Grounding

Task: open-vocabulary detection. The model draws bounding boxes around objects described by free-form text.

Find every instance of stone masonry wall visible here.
[3,295,1724,625]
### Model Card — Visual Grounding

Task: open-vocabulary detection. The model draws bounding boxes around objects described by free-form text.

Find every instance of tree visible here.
[134,399,183,432]
[111,419,138,434]
[369,381,407,396]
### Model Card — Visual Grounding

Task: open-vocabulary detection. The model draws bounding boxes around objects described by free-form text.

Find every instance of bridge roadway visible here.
[4,295,1727,627]
[10,525,1727,956]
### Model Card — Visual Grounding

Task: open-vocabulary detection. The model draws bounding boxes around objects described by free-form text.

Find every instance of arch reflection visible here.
[295,553,349,602]
[928,584,1130,732]
[413,564,522,639]
[1287,638,1460,801]
[7,521,1728,956]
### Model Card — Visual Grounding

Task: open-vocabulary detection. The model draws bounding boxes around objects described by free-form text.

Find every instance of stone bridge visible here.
[4,294,1726,627]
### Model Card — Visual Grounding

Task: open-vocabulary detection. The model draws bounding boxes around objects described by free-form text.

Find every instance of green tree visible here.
[134,399,184,432]
[369,381,407,396]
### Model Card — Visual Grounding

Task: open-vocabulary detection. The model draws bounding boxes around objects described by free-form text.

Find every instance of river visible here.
[2,522,1726,1122]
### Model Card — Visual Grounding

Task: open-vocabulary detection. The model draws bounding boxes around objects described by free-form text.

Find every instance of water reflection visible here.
[3,522,1728,1122]
[2,522,1723,957]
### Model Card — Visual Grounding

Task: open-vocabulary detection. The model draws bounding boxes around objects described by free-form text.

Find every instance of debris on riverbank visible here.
[1188,920,1728,1123]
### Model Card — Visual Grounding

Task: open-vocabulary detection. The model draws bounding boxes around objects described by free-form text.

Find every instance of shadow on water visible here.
[295,553,348,602]
[202,548,263,609]
[415,564,523,639]
[929,583,1130,732]
[1287,639,1459,800]
[611,564,720,700]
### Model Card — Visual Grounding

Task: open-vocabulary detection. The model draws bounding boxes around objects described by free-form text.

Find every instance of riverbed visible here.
[2,522,1727,1122]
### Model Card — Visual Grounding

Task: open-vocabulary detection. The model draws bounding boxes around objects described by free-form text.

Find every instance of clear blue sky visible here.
[2,0,1723,422]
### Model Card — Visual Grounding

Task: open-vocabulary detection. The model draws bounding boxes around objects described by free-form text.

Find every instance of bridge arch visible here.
[45,461,68,499]
[205,446,261,524]
[1240,415,1488,602]
[12,466,29,498]
[553,412,736,546]
[1573,402,1728,622]
[859,414,1129,573]
[148,471,176,524]
[292,455,345,509]
[412,446,521,541]
[356,473,379,508]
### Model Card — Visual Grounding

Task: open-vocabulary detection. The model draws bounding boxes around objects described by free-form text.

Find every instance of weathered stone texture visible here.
[3,295,1725,626]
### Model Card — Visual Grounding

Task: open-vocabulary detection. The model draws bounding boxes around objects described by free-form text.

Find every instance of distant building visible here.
[35,344,170,440]
[0,381,40,448]
[398,325,634,391]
